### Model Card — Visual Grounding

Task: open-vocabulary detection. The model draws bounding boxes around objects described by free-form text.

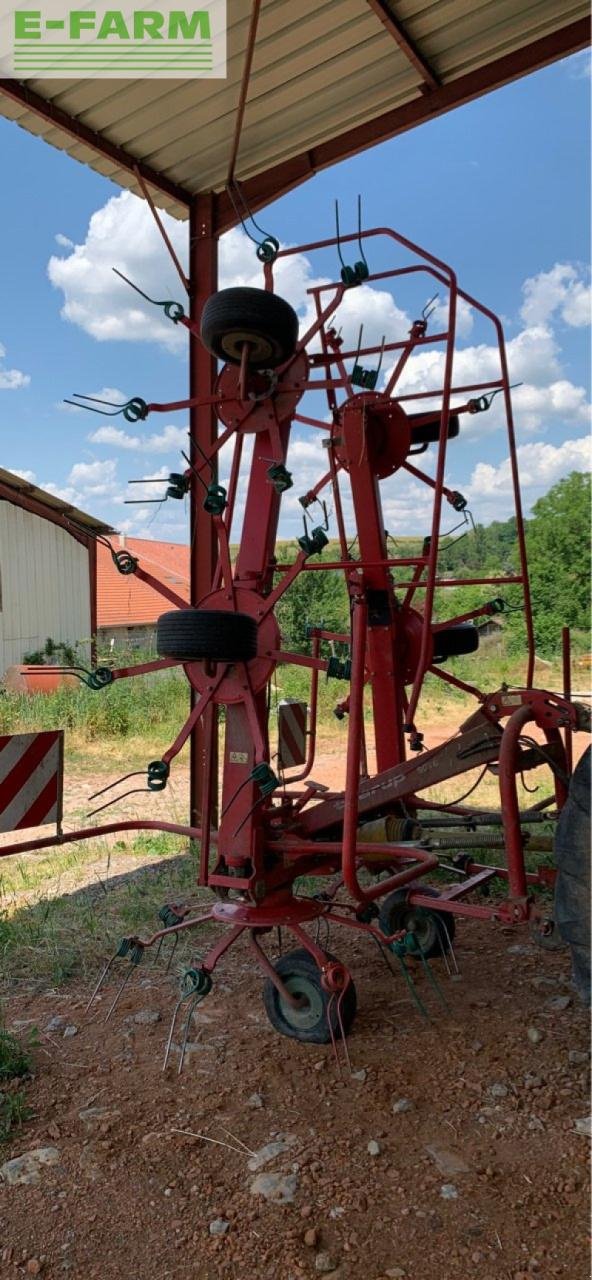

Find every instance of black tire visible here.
[554,746,591,1004]
[262,948,357,1044]
[409,412,460,445]
[378,884,456,959]
[156,609,257,663]
[200,287,299,369]
[432,623,479,663]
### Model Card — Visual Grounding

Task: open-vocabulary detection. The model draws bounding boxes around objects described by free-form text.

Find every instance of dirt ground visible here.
[1,907,590,1280]
[1,719,590,1279]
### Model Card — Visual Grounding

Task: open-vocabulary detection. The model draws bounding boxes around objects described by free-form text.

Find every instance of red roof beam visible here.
[365,0,440,91]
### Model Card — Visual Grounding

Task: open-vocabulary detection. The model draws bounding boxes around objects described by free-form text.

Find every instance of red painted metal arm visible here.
[133,563,189,611]
[162,666,227,766]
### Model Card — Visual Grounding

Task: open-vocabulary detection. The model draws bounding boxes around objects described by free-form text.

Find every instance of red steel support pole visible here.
[498,704,532,909]
[189,194,219,828]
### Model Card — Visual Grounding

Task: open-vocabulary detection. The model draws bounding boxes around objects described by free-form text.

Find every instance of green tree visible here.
[521,470,591,655]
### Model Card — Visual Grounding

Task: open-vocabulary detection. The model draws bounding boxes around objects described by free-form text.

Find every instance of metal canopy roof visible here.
[0,1,589,230]
[0,466,113,536]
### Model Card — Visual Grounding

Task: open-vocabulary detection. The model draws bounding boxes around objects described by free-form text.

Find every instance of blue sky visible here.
[0,48,590,545]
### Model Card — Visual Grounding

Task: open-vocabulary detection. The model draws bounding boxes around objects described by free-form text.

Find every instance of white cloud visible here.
[88,422,188,453]
[68,458,118,496]
[46,190,413,360]
[11,468,36,483]
[385,321,590,439]
[88,425,141,449]
[55,233,74,249]
[0,341,30,390]
[467,436,592,519]
[521,263,591,329]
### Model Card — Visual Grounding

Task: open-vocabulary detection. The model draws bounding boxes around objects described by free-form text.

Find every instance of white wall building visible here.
[0,467,111,677]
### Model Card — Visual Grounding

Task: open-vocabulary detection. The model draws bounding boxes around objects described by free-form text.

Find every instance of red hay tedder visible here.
[5,220,590,1067]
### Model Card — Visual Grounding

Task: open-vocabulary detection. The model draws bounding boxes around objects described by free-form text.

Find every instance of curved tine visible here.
[232,177,275,245]
[435,922,453,978]
[438,918,459,976]
[335,986,353,1076]
[354,323,363,367]
[104,963,135,1023]
[88,770,145,801]
[72,392,128,408]
[85,954,118,1014]
[356,194,368,271]
[178,994,203,1074]
[64,399,122,417]
[165,932,180,974]
[225,181,260,248]
[112,267,167,308]
[415,943,450,1012]
[181,448,210,490]
[375,334,386,380]
[334,200,346,270]
[422,292,439,320]
[396,953,430,1021]
[326,993,343,1081]
[163,994,185,1071]
[86,786,149,819]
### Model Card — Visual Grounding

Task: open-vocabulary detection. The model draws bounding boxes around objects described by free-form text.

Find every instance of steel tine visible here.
[85,954,118,1014]
[163,995,184,1071]
[415,942,450,1012]
[396,954,430,1021]
[164,932,180,974]
[439,918,460,975]
[436,924,453,978]
[177,994,201,1075]
[326,993,343,1082]
[335,986,353,1076]
[104,962,137,1018]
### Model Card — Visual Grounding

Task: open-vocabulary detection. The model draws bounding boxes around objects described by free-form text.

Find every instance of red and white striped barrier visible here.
[278,700,308,768]
[0,731,63,833]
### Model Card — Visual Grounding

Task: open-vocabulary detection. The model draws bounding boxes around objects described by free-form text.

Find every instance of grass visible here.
[0,832,209,990]
[0,1024,33,1144]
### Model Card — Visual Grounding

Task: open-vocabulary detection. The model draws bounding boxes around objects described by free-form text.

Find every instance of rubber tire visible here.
[409,412,460,445]
[200,287,299,369]
[554,746,591,1004]
[156,609,257,663]
[378,884,456,959]
[263,948,357,1044]
[432,623,479,663]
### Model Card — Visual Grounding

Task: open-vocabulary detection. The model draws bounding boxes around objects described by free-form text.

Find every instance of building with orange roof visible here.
[97,535,189,652]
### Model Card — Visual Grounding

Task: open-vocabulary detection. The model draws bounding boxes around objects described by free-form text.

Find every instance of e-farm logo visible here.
[1,0,226,77]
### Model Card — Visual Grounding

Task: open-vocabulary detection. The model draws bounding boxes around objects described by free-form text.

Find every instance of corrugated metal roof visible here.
[0,466,113,535]
[0,1,588,220]
[97,536,189,626]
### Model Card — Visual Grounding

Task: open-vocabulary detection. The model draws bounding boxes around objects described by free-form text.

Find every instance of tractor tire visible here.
[432,623,479,663]
[378,884,456,959]
[409,412,460,445]
[200,287,299,369]
[156,609,257,663]
[263,948,357,1044]
[554,745,591,1004]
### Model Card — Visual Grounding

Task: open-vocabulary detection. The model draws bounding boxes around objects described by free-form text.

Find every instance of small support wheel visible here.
[156,609,257,663]
[262,948,357,1043]
[378,885,456,959]
[200,287,299,369]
